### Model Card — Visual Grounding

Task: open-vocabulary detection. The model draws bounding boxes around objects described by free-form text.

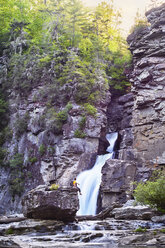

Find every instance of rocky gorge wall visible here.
[1,3,165,216]
[127,3,165,167]
[108,3,165,168]
[0,66,110,214]
[101,3,165,209]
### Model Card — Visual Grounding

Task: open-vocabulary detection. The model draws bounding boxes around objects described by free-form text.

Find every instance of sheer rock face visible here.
[102,4,165,210]
[126,3,165,166]
[108,4,165,171]
[22,185,79,221]
[101,159,136,209]
[0,75,110,214]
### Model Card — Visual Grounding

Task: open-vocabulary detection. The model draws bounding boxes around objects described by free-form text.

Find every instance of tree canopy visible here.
[0,1,132,141]
[0,0,131,86]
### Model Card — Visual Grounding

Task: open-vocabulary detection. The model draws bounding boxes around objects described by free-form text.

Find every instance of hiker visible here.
[73,178,82,195]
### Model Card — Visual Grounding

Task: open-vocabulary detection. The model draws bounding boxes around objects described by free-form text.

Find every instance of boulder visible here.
[22,185,79,222]
[112,205,156,220]
[151,215,165,223]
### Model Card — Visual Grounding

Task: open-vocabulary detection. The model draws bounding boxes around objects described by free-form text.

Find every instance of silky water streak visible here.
[77,132,118,216]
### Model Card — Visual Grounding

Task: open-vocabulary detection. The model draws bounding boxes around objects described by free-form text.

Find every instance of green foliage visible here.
[9,153,24,169]
[130,10,149,33]
[65,102,73,112]
[5,227,14,235]
[28,157,37,164]
[3,126,13,142]
[1,0,132,103]
[45,103,73,134]
[106,49,132,92]
[14,113,29,138]
[74,129,86,138]
[49,184,59,190]
[134,226,147,233]
[0,98,7,114]
[133,170,165,212]
[9,153,25,197]
[39,144,46,156]
[0,92,8,130]
[79,116,86,130]
[47,146,55,156]
[56,110,68,123]
[9,177,24,198]
[39,55,51,64]
[160,228,165,233]
[8,52,55,95]
[83,103,97,117]
[0,148,7,167]
[46,107,68,134]
[74,115,86,138]
[79,38,95,61]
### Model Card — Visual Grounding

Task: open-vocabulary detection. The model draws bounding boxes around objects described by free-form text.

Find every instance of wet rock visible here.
[158,235,165,244]
[0,238,21,248]
[0,218,65,236]
[0,217,165,247]
[146,238,158,245]
[112,205,156,220]
[151,215,165,223]
[119,234,143,246]
[22,185,79,222]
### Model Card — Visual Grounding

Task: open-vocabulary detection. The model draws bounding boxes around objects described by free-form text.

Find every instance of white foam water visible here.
[77,132,118,216]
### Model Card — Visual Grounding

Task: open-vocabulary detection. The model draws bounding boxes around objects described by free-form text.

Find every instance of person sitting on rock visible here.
[73,178,82,195]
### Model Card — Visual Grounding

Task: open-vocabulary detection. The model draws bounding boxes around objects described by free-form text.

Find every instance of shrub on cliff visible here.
[14,112,30,138]
[133,170,165,213]
[129,10,149,34]
[9,153,25,198]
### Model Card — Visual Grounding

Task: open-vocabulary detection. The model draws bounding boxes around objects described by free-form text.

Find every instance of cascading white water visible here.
[77,132,118,216]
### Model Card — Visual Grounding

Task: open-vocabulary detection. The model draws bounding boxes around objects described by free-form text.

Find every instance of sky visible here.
[82,0,165,36]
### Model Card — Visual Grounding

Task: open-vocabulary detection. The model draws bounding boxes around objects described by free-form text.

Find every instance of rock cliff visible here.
[108,3,165,168]
[127,3,165,167]
[101,3,165,208]
[1,3,165,216]
[0,57,110,214]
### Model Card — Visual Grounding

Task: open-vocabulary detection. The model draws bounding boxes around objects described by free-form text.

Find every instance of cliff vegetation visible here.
[0,0,132,200]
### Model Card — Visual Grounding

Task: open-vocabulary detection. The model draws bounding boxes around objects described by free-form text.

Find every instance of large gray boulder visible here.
[22,185,79,222]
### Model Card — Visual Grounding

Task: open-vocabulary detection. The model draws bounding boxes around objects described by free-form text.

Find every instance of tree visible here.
[129,9,149,34]
[65,0,87,47]
[93,1,121,47]
[133,170,165,213]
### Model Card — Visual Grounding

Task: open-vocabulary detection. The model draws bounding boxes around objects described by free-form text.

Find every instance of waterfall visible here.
[77,132,118,216]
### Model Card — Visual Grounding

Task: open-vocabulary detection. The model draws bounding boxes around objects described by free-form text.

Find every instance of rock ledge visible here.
[22,185,79,222]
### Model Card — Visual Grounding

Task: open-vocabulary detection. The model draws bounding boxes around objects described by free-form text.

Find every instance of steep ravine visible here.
[0,3,165,248]
[1,3,165,217]
[0,65,111,214]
